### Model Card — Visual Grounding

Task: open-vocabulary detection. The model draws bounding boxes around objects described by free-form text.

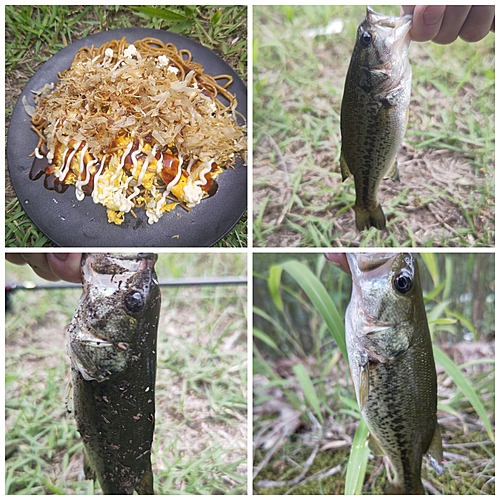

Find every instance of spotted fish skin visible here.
[340,7,412,230]
[67,253,161,494]
[345,253,443,494]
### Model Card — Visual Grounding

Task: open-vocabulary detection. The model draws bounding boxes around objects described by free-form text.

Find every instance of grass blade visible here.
[344,417,370,495]
[433,346,494,442]
[278,260,347,360]
[292,363,323,424]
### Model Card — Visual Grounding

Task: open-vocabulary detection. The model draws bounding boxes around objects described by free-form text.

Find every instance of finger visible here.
[47,253,83,283]
[6,254,29,266]
[432,6,471,44]
[407,5,447,42]
[325,253,351,274]
[459,6,495,42]
[20,254,59,281]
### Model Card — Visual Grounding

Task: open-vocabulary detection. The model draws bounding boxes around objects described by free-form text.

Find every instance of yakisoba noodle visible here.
[28,37,247,225]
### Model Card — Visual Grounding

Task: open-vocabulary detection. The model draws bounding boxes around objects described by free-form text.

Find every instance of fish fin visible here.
[83,447,96,481]
[367,433,385,456]
[339,150,351,182]
[426,422,444,475]
[385,160,400,183]
[354,204,386,230]
[64,378,74,415]
[358,364,370,408]
[135,462,154,495]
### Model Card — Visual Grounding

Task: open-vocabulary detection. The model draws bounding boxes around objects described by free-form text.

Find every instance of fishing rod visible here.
[6,275,247,290]
[5,276,247,311]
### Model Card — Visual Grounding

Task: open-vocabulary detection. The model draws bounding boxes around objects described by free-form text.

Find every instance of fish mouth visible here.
[82,253,158,292]
[347,253,398,273]
[366,6,412,46]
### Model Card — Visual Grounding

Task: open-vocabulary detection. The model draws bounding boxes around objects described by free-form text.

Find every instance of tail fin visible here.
[354,204,386,230]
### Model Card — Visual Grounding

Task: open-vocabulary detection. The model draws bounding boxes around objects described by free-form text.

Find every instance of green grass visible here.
[6,253,247,494]
[5,5,247,248]
[253,5,494,247]
[253,252,495,494]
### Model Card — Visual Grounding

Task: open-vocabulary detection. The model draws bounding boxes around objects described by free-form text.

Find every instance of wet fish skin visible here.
[345,253,443,494]
[340,7,412,230]
[67,253,161,494]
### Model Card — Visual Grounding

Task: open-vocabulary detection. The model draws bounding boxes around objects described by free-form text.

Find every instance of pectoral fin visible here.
[358,363,370,409]
[426,422,444,475]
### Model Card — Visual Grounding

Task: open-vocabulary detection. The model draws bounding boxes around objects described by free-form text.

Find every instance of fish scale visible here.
[340,7,412,230]
[345,253,443,494]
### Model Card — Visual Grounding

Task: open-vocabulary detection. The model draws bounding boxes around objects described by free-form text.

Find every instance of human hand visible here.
[401,5,495,44]
[6,253,83,283]
[325,253,351,274]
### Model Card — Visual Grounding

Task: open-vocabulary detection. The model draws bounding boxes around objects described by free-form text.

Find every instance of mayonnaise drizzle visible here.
[74,144,89,201]
[91,155,107,204]
[166,155,183,193]
[56,141,81,181]
[110,141,134,183]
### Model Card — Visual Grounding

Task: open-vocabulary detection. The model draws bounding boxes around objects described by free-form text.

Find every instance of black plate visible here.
[7,28,247,247]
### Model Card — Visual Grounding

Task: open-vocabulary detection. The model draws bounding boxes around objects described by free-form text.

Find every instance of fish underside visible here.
[67,253,161,494]
[340,7,412,231]
[345,253,443,494]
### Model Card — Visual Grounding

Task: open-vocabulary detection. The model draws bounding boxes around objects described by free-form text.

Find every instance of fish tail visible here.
[354,204,386,230]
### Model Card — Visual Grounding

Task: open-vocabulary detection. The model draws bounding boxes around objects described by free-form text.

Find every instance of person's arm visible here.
[402,5,495,43]
[6,253,83,283]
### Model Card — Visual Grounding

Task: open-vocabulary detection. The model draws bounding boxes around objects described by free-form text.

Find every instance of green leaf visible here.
[433,346,494,442]
[278,260,347,360]
[428,318,457,325]
[420,253,439,287]
[253,327,280,353]
[345,418,370,495]
[132,6,188,22]
[292,363,323,424]
[268,265,284,312]
[211,9,222,24]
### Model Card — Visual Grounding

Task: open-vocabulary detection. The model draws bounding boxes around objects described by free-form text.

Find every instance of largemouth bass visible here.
[67,253,161,494]
[345,253,443,494]
[340,8,412,230]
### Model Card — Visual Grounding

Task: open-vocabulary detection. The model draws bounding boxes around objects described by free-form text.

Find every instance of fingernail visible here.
[52,253,69,261]
[423,5,444,26]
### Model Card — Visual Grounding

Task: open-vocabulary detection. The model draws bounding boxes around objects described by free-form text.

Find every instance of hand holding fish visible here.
[6,253,82,283]
[402,5,495,43]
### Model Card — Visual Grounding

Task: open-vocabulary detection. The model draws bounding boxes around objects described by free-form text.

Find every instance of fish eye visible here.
[393,270,413,294]
[360,31,372,47]
[124,290,145,314]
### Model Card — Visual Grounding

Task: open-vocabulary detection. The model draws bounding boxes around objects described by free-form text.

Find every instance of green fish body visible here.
[345,253,443,494]
[67,253,161,494]
[340,7,412,230]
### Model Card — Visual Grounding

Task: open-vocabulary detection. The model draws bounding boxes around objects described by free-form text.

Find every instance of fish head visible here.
[346,253,419,360]
[68,253,160,381]
[353,7,412,77]
[81,253,159,343]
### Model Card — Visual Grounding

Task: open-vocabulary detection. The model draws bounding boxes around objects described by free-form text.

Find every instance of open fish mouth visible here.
[366,6,412,34]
